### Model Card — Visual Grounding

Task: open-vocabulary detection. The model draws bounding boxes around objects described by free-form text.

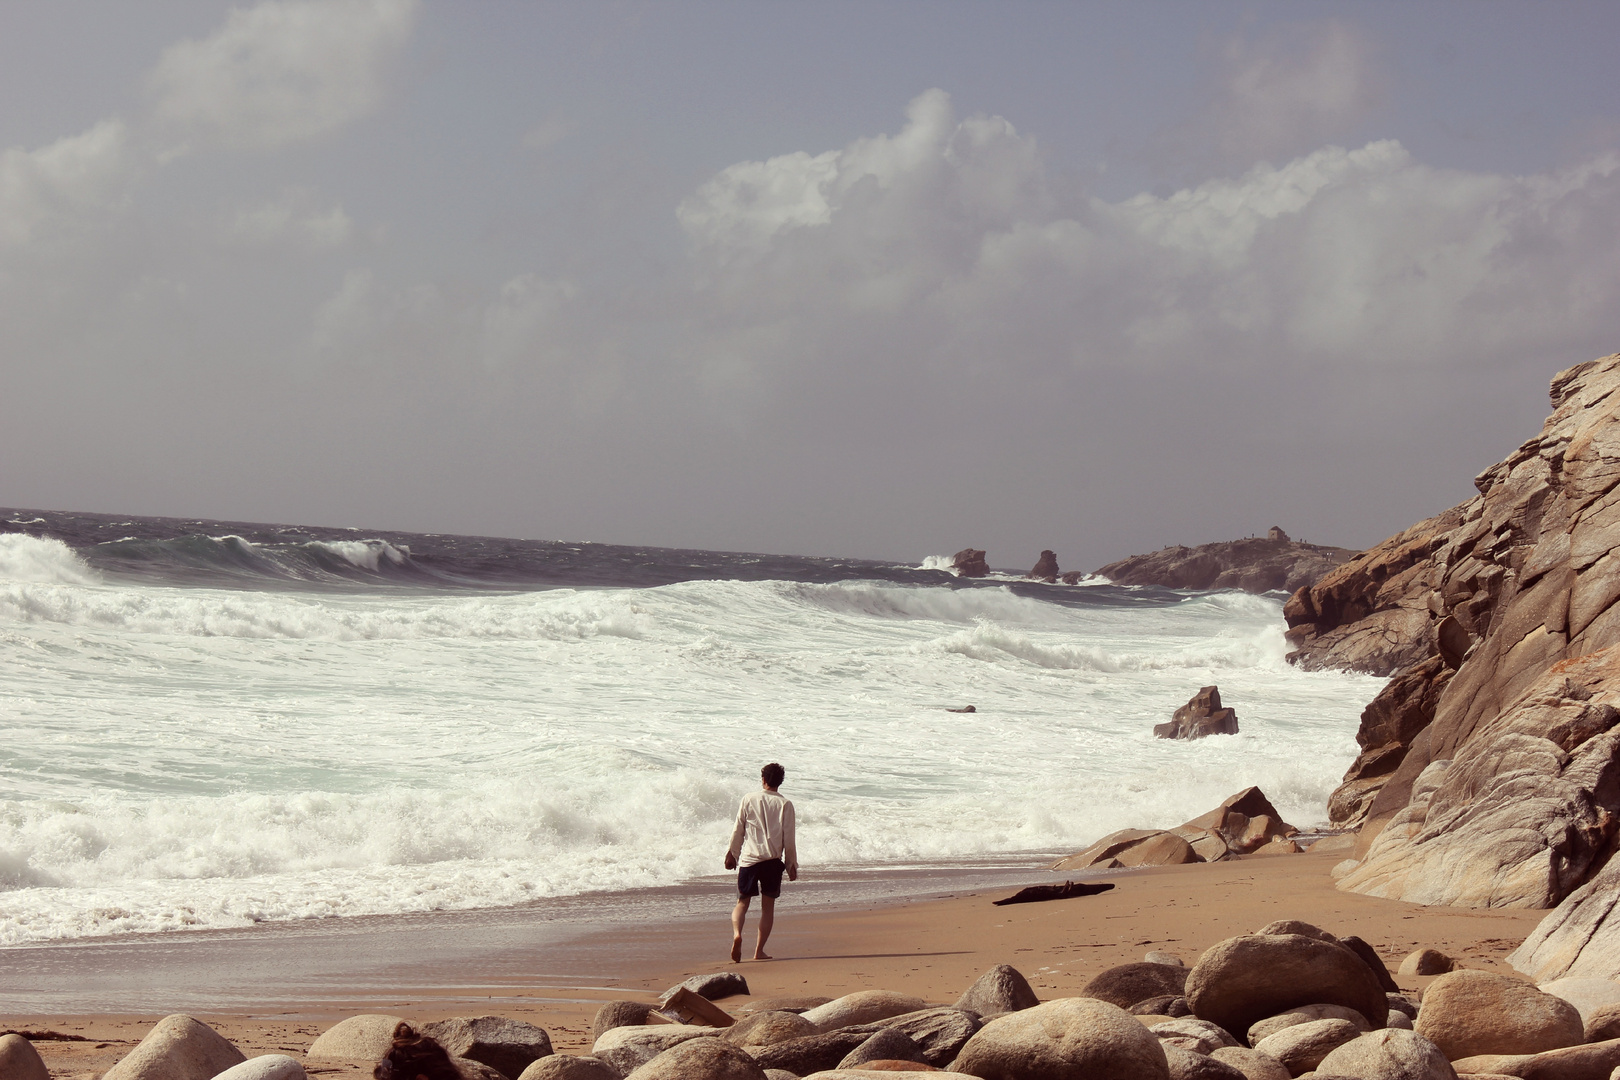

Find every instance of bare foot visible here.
[730,937,742,963]
[752,952,773,960]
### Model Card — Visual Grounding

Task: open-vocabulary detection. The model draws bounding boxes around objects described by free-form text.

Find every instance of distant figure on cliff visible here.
[725,762,798,962]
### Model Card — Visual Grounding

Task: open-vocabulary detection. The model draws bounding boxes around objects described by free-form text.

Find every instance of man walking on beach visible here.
[724,762,798,962]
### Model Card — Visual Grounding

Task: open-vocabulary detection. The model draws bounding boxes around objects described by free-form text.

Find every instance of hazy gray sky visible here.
[2,1,1617,569]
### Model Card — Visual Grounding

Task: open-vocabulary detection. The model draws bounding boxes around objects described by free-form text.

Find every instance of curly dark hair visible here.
[374,1022,462,1080]
[761,762,785,788]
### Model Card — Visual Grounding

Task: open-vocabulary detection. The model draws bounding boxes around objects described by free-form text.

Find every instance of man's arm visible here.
[725,798,747,870]
[783,799,798,880]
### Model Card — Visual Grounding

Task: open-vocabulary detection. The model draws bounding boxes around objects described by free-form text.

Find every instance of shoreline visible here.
[4,850,1552,1078]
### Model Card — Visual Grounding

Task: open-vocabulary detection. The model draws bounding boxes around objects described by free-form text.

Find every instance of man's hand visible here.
[787,867,798,881]
[724,852,737,871]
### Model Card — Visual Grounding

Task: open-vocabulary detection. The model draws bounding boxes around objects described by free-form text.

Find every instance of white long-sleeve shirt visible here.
[727,788,797,873]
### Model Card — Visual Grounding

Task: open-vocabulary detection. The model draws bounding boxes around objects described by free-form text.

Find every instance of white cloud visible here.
[0,119,134,250]
[679,90,1620,395]
[147,0,419,152]
[220,187,355,250]
[1150,20,1384,173]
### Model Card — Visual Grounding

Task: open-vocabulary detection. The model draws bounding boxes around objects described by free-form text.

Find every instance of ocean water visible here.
[0,509,1381,947]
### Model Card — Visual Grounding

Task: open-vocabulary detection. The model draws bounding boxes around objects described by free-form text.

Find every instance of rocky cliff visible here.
[1094,537,1358,594]
[1293,353,1620,916]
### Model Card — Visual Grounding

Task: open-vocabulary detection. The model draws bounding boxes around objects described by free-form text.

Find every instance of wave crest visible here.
[0,534,99,586]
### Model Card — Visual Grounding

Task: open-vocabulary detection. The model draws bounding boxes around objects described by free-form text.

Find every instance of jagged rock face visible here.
[1282,507,1469,676]
[1028,550,1059,582]
[1327,656,1453,828]
[1094,538,1357,595]
[1321,354,1620,910]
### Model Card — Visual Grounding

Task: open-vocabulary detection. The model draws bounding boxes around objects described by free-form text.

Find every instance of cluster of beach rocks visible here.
[23,919,1620,1080]
[1050,787,1303,870]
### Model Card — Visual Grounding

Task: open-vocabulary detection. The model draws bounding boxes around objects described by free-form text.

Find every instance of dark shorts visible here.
[737,858,785,898]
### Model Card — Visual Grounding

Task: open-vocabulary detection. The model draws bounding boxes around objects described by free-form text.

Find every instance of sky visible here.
[1,1,1618,570]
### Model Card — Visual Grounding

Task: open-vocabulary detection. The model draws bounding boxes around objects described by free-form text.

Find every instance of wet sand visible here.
[2,850,1551,1079]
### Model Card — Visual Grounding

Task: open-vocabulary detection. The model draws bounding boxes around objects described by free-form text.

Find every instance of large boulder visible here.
[1155,686,1240,741]
[624,1037,766,1080]
[1449,1038,1620,1080]
[306,1015,408,1061]
[1081,963,1190,1009]
[1251,1018,1362,1074]
[213,1057,308,1080]
[0,1035,50,1080]
[868,1009,979,1067]
[591,1025,719,1076]
[1247,1005,1370,1045]
[950,998,1170,1080]
[1052,829,1200,871]
[1161,1045,1247,1080]
[1209,1047,1290,1080]
[666,972,750,1001]
[1313,1029,1456,1079]
[1398,949,1456,978]
[955,965,1039,1015]
[516,1056,619,1080]
[725,1011,819,1048]
[1184,934,1387,1044]
[1413,970,1583,1060]
[103,1015,246,1080]
[803,992,931,1032]
[1170,788,1298,859]
[592,1002,655,1043]
[423,1017,554,1079]
[838,1029,923,1070]
[750,1031,873,1076]
[1149,1018,1239,1055]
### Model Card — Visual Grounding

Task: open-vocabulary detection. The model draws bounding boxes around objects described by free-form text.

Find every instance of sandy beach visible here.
[3,849,1550,1078]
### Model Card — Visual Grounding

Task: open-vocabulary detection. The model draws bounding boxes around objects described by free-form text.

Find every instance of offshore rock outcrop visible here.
[1094,537,1357,595]
[1153,685,1239,740]
[1294,353,1620,917]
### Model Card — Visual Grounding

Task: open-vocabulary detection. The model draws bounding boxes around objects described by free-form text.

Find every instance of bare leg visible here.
[730,895,750,963]
[753,895,775,959]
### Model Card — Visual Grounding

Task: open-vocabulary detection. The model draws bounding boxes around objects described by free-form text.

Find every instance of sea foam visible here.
[0,530,1382,945]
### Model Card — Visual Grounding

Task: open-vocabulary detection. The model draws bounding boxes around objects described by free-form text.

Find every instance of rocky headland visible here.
[1094,530,1359,595]
[1276,353,1620,978]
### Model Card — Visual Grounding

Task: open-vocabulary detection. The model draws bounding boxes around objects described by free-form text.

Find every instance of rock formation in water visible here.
[950,548,989,577]
[1154,685,1240,740]
[1027,550,1059,582]
[1094,536,1357,594]
[1287,354,1620,923]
